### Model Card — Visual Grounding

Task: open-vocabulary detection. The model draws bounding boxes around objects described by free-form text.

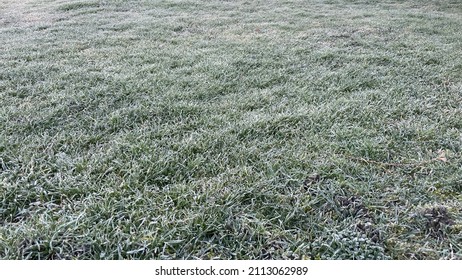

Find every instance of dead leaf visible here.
[436,149,447,162]
[303,173,320,188]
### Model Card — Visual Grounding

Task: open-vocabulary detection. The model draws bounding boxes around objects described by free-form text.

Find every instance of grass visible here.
[0,0,461,260]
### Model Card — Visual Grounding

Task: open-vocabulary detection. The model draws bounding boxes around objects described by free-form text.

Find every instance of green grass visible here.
[0,0,461,259]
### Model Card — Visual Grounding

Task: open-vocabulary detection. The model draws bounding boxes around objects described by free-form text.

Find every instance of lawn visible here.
[0,0,461,259]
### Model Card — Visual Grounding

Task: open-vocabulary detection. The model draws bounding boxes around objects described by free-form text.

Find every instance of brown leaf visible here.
[303,173,320,188]
[436,149,447,162]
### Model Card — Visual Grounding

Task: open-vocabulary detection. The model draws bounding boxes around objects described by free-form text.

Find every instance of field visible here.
[1,0,461,259]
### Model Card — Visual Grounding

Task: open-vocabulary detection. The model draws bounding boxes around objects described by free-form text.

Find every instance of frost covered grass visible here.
[0,0,461,259]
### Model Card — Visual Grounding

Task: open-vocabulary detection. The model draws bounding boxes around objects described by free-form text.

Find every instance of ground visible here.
[0,0,461,259]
